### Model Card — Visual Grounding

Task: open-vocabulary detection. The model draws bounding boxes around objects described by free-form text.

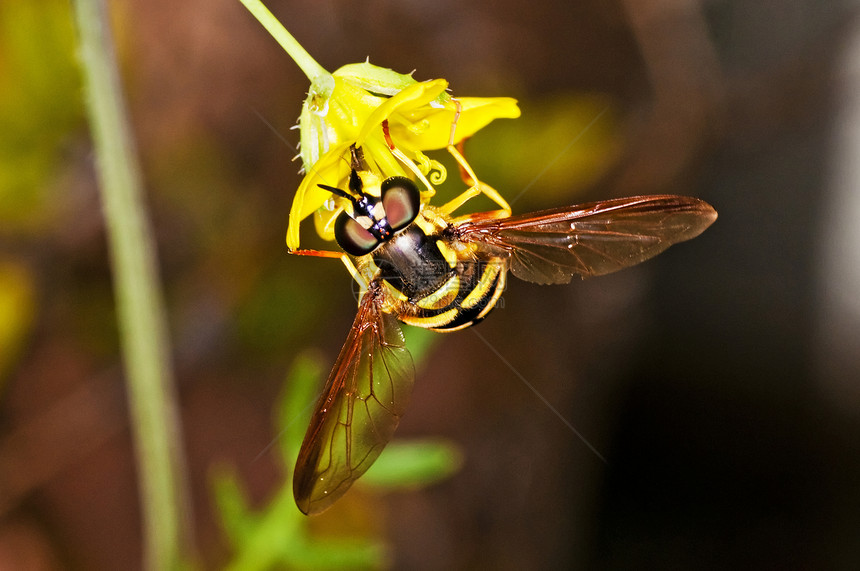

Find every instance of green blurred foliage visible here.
[0,0,82,232]
[360,439,462,490]
[213,336,462,570]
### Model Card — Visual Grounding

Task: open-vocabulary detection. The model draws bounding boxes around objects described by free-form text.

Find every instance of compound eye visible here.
[381,177,420,231]
[335,212,381,256]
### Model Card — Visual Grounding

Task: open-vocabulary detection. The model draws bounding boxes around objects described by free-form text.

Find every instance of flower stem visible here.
[72,0,194,569]
[239,0,329,82]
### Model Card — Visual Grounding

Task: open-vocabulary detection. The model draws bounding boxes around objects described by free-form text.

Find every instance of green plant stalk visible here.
[238,0,329,82]
[72,0,193,568]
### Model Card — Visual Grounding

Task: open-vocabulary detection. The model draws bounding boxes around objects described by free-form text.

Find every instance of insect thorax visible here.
[373,224,453,300]
[370,212,508,332]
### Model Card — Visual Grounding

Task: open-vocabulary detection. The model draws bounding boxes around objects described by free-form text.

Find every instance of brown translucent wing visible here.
[456,195,717,284]
[293,281,414,515]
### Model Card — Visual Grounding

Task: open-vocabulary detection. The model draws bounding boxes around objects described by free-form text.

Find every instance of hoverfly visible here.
[289,123,717,515]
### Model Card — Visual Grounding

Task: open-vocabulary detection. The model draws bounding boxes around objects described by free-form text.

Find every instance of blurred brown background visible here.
[2,0,860,568]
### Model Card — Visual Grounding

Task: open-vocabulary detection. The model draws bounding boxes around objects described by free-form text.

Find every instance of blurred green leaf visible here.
[360,439,463,490]
[287,538,386,570]
[215,344,463,569]
[401,325,438,369]
[277,350,327,467]
[0,0,83,231]
[211,467,258,546]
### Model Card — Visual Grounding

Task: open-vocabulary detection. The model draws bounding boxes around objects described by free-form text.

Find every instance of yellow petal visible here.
[391,96,521,150]
[362,134,409,180]
[286,142,351,250]
[313,206,339,242]
[298,77,384,170]
[326,77,385,140]
[356,79,449,146]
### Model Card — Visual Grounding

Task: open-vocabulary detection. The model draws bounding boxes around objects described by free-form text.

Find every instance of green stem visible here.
[72,0,194,569]
[239,0,329,82]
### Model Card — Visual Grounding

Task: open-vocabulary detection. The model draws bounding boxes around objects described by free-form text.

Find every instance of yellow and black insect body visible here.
[326,150,507,333]
[291,143,717,515]
[372,214,507,332]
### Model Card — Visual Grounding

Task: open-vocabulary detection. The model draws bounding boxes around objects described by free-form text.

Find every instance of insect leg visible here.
[381,120,437,199]
[447,97,463,147]
[438,143,512,216]
[287,248,344,258]
[434,97,512,214]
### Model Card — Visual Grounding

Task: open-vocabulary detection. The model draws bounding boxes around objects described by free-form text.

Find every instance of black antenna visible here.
[318,183,354,203]
[318,182,376,220]
[318,144,376,219]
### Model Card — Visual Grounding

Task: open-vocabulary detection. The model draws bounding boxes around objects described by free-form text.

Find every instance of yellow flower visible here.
[288,61,520,250]
[236,0,518,250]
